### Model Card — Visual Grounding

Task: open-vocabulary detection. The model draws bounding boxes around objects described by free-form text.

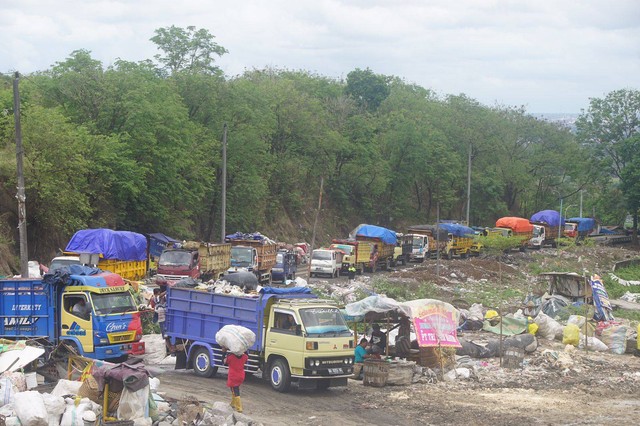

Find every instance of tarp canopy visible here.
[345,295,410,319]
[530,210,565,227]
[568,217,596,232]
[351,224,397,245]
[437,223,475,237]
[65,229,148,261]
[495,217,534,233]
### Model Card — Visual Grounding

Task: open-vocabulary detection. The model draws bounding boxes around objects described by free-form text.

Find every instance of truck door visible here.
[61,293,94,354]
[266,310,304,367]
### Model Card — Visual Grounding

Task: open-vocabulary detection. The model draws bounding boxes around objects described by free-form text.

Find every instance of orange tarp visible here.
[495,217,534,233]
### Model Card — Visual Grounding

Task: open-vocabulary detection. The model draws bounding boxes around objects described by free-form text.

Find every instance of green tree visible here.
[151,25,228,75]
[345,68,390,112]
[577,89,640,241]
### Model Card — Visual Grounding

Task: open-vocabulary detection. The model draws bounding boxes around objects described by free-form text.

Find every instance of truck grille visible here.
[109,332,135,343]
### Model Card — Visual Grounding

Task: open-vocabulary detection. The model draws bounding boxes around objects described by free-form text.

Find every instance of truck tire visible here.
[269,358,291,392]
[192,347,218,378]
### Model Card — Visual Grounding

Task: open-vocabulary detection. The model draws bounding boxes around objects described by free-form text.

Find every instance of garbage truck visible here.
[51,229,148,281]
[226,232,277,284]
[351,224,397,272]
[0,267,145,361]
[165,286,354,392]
[156,241,231,288]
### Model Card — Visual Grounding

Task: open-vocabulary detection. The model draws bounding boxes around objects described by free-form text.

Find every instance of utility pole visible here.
[308,176,324,278]
[579,190,583,218]
[220,123,227,243]
[436,201,440,277]
[466,143,471,226]
[13,72,28,277]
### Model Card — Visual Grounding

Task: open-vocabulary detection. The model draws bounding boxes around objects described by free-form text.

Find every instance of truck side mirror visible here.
[295,324,302,336]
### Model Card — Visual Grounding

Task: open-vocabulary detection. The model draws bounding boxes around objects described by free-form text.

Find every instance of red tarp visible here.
[495,217,534,233]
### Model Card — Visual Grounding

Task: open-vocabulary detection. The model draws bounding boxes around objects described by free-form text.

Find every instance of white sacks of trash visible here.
[14,391,48,426]
[216,325,256,355]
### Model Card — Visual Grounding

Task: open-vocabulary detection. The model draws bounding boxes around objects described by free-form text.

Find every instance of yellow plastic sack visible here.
[485,310,499,320]
[528,322,539,336]
[562,323,580,346]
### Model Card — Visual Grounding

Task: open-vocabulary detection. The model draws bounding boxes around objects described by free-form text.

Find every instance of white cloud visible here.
[1,0,639,112]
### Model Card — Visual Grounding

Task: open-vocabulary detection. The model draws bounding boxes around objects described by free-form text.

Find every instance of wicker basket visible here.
[363,359,389,387]
[78,375,101,404]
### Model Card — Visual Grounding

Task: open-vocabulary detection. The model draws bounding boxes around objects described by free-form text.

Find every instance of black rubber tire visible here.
[192,347,218,378]
[269,358,291,392]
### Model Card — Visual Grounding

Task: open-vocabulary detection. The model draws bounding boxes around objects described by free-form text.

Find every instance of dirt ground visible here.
[152,243,640,425]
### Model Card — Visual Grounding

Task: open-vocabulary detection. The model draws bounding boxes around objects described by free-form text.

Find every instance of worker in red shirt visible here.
[223,347,249,413]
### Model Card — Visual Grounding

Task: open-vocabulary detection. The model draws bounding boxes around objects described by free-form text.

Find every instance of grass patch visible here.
[613,309,640,323]
[372,278,442,301]
[614,264,640,281]
[603,273,640,299]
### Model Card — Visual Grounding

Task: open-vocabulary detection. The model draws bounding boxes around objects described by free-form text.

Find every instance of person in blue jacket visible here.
[352,338,369,379]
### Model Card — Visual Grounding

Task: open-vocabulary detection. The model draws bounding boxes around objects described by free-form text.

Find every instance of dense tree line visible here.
[0,26,637,270]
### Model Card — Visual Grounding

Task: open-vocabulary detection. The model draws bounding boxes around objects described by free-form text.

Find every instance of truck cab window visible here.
[273,312,297,333]
[66,295,91,320]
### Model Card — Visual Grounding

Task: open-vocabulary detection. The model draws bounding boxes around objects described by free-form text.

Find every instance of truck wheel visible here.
[269,358,291,392]
[192,347,218,378]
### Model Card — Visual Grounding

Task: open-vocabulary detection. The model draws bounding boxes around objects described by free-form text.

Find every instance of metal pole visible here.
[579,190,583,218]
[466,144,471,226]
[13,72,28,277]
[308,176,324,278]
[558,198,563,241]
[436,201,440,277]
[220,123,227,242]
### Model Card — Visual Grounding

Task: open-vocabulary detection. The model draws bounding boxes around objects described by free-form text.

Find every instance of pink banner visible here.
[413,305,461,348]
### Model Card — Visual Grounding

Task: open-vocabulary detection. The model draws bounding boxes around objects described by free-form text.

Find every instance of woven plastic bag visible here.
[14,391,48,426]
[215,325,256,355]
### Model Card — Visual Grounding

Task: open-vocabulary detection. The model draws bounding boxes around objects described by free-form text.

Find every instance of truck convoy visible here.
[165,286,354,392]
[156,241,231,288]
[226,232,278,284]
[271,249,298,282]
[0,267,144,361]
[51,229,148,281]
[407,224,472,259]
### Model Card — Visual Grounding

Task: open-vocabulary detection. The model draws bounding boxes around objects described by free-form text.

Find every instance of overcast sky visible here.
[2,0,639,113]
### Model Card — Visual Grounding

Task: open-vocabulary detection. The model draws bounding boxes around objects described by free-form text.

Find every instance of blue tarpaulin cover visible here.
[260,286,313,294]
[65,229,148,261]
[531,210,565,227]
[353,224,397,245]
[568,217,596,232]
[149,233,180,258]
[437,223,476,237]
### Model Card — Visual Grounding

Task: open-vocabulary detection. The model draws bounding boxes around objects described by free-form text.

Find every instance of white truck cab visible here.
[310,249,342,278]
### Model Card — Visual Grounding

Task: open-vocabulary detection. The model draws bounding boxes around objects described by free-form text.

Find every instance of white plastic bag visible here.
[51,380,83,398]
[215,325,256,355]
[14,391,48,426]
[534,312,563,341]
[117,385,150,420]
[578,335,608,352]
[0,376,16,406]
[42,393,66,426]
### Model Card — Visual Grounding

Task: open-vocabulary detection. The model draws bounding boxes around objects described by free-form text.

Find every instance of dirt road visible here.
[153,358,640,426]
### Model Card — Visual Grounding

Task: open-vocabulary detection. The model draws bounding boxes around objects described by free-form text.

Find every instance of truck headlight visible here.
[100,338,109,344]
[314,360,321,367]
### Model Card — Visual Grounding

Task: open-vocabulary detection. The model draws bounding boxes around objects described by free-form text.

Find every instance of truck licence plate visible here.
[315,267,322,271]
[328,368,343,375]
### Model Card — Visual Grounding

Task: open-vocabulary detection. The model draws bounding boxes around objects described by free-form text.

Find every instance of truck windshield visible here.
[533,227,543,237]
[276,253,284,263]
[159,251,191,266]
[231,247,253,267]
[299,308,350,336]
[412,236,425,247]
[91,292,137,315]
[330,245,353,255]
[312,251,331,261]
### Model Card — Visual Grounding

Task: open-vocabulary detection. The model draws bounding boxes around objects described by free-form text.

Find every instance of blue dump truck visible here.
[165,287,354,392]
[0,267,144,361]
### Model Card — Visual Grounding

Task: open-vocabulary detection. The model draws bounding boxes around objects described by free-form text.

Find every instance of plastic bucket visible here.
[363,359,389,387]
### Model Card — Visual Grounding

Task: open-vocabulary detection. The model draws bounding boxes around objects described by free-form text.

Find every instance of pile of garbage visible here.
[162,397,263,426]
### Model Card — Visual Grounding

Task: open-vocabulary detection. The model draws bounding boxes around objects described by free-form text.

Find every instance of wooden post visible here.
[13,72,28,277]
